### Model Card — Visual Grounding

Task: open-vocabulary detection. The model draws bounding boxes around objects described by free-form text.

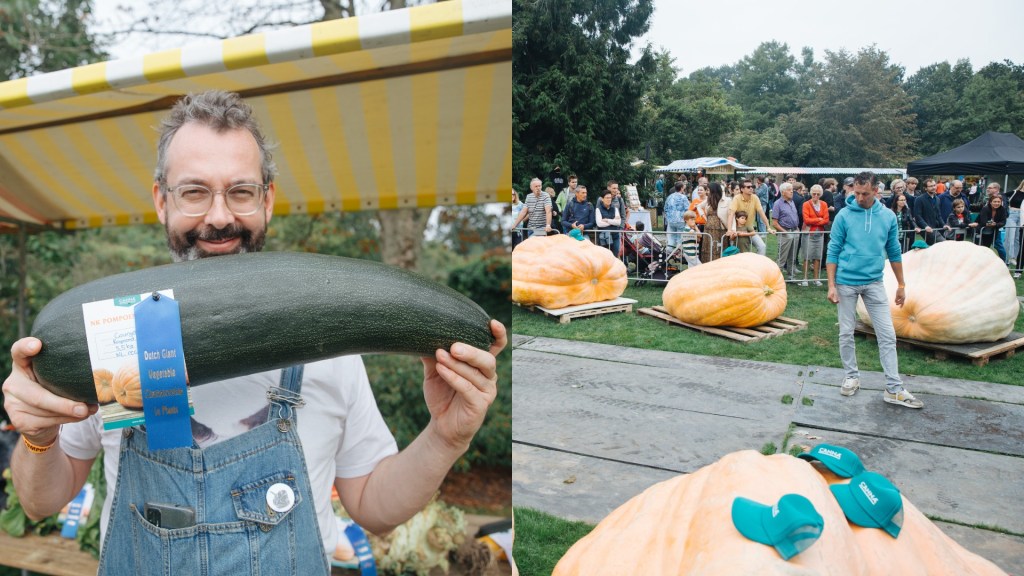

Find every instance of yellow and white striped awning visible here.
[0,0,511,229]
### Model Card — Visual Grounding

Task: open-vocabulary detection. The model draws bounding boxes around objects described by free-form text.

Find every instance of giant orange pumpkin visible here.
[512,235,627,309]
[553,450,1006,575]
[856,241,1019,343]
[662,253,787,328]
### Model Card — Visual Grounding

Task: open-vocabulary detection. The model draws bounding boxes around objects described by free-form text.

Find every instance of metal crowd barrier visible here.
[512,224,1024,283]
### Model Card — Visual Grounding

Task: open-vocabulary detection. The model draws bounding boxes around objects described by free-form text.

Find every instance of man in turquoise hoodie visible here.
[826,171,923,409]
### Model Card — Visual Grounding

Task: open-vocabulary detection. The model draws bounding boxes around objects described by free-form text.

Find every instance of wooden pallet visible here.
[855,321,1024,367]
[636,306,808,342]
[514,297,638,324]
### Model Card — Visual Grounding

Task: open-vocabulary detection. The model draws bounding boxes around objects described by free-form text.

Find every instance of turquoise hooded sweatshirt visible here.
[826,194,902,286]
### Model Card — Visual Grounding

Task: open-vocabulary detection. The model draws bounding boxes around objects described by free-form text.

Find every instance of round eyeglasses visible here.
[167,183,269,217]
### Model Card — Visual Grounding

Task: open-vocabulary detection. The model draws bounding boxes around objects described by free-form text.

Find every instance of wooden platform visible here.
[514,297,638,324]
[0,531,98,576]
[637,306,808,342]
[855,321,1024,367]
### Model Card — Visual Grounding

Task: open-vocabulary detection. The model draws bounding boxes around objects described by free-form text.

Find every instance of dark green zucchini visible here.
[31,252,494,403]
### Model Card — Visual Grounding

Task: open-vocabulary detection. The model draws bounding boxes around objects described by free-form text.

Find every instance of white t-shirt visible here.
[717,195,733,223]
[60,355,398,557]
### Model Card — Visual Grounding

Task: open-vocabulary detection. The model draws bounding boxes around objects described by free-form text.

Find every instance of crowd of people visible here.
[512,168,950,410]
[512,168,1024,281]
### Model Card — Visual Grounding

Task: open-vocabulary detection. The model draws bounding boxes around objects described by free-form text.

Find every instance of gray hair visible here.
[779,182,793,193]
[154,90,277,187]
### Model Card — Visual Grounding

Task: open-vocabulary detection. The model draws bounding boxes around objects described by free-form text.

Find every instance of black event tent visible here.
[906,131,1024,175]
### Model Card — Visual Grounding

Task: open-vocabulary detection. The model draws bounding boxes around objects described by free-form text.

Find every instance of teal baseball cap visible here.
[568,228,584,241]
[731,494,824,560]
[830,471,904,538]
[797,444,866,478]
[722,246,740,257]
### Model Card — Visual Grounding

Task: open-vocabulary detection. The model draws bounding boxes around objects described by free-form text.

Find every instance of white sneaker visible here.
[841,377,860,397]
[883,388,924,409]
[813,280,824,287]
[799,281,809,287]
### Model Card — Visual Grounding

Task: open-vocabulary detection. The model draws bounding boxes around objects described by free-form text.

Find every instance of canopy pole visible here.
[1005,174,1009,194]
[17,222,26,339]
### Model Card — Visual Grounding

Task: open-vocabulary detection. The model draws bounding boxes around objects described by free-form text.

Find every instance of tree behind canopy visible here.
[0,0,107,80]
[513,0,654,192]
[905,59,974,156]
[783,46,917,167]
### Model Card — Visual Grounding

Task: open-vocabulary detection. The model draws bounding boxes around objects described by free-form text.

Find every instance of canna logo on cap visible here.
[830,471,904,538]
[772,505,780,518]
[819,448,843,460]
[797,443,865,478]
[859,481,878,505]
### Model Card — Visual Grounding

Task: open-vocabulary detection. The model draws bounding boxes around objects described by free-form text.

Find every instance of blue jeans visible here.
[98,367,329,575]
[1007,210,1021,264]
[837,282,903,393]
[666,221,685,248]
[599,227,620,256]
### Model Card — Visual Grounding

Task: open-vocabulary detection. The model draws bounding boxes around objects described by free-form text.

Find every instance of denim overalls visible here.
[97,366,330,575]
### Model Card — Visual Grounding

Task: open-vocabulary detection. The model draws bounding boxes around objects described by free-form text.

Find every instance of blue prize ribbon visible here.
[134,293,191,450]
[344,522,378,576]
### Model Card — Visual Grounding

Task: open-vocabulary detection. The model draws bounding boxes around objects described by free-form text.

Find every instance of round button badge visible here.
[266,483,295,513]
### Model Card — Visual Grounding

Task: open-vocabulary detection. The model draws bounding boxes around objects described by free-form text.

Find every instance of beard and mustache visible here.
[166,221,267,262]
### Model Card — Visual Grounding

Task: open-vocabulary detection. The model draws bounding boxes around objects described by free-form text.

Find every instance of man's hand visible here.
[895,286,906,307]
[827,285,839,304]
[2,338,97,447]
[420,320,507,453]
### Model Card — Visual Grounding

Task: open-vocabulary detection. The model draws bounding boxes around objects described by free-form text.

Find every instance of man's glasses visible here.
[167,183,268,217]
[742,185,753,189]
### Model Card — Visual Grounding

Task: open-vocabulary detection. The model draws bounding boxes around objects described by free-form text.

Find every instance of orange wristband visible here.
[22,434,57,454]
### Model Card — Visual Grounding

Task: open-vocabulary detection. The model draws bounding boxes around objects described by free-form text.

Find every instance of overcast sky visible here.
[642,0,1020,78]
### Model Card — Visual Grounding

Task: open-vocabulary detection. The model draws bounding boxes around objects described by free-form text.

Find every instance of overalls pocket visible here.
[129,503,249,575]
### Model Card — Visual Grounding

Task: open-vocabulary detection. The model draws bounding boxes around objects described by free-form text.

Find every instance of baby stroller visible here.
[621,223,683,286]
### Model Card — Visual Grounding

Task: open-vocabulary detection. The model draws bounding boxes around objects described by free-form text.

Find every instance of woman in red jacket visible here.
[801,184,830,286]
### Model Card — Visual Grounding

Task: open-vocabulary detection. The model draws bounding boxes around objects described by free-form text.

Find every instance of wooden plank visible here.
[514,298,637,324]
[0,531,98,576]
[855,322,1024,365]
[637,307,806,343]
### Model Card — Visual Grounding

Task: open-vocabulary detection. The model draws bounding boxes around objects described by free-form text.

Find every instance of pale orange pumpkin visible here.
[512,235,627,309]
[92,368,116,404]
[856,241,1019,343]
[553,450,1006,576]
[662,253,787,328]
[113,363,143,409]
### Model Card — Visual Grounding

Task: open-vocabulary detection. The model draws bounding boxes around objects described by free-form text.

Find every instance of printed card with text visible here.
[81,290,193,430]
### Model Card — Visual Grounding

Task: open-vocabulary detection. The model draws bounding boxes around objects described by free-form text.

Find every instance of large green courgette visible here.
[31,251,495,403]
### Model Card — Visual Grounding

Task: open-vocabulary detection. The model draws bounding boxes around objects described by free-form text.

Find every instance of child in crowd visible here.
[732,210,758,253]
[679,211,702,267]
[627,221,663,261]
[944,198,976,241]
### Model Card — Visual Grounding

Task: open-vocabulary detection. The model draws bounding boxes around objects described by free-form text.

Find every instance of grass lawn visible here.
[513,508,594,576]
[513,277,1024,386]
